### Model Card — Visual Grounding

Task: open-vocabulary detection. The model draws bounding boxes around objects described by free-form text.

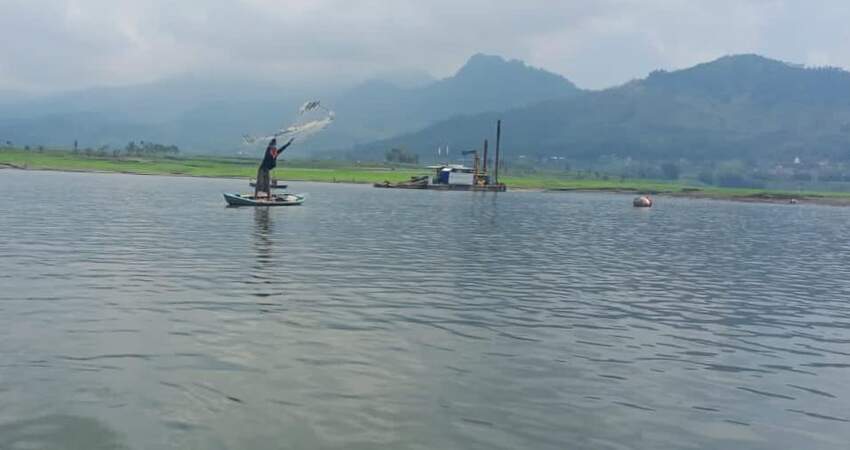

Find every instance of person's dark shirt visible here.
[261,144,278,170]
[260,140,292,171]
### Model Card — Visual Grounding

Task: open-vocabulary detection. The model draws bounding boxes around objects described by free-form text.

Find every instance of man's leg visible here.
[260,170,271,198]
[255,167,264,197]
[265,171,272,199]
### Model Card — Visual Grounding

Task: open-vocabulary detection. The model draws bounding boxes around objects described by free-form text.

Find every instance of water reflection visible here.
[252,207,273,269]
[246,207,281,302]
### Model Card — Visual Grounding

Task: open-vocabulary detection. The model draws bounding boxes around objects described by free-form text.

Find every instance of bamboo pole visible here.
[494,120,501,184]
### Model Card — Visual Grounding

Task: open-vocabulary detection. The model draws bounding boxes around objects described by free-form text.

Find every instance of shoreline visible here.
[0,163,249,180]
[548,186,850,206]
[4,164,850,206]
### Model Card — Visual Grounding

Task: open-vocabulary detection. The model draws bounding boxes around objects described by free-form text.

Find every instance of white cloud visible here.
[1,0,849,93]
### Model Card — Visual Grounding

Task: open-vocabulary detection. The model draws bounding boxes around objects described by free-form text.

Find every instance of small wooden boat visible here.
[224,192,305,207]
[633,196,653,208]
[373,181,428,189]
[374,175,429,189]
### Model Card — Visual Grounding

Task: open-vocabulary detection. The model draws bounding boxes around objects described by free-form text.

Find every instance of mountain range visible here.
[355,55,850,165]
[3,53,850,166]
[0,54,579,156]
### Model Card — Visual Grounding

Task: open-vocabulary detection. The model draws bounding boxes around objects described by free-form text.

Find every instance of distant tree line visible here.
[69,140,180,157]
[4,139,181,158]
[123,141,179,156]
[385,147,418,164]
[501,153,850,189]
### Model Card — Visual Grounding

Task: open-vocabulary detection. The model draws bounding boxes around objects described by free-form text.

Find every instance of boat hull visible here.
[224,192,304,206]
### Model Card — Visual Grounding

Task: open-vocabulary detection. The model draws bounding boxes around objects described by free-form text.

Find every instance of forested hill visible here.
[352,55,850,165]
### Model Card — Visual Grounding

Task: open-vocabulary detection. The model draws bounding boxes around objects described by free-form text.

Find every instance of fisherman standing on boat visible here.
[255,137,294,200]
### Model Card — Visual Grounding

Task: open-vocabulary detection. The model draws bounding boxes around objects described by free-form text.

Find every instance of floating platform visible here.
[374,181,506,192]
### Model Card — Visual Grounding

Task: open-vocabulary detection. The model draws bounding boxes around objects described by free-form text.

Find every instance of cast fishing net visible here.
[243,100,334,145]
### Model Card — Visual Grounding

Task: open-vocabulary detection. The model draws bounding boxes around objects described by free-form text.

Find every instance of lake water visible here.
[1,170,849,450]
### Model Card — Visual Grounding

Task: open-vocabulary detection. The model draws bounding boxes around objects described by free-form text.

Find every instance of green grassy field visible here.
[3,148,850,202]
[0,149,423,184]
[501,174,684,192]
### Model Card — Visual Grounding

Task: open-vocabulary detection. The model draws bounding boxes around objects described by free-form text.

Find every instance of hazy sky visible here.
[2,0,850,93]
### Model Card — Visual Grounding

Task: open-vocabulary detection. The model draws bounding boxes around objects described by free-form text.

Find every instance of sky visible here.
[2,0,850,94]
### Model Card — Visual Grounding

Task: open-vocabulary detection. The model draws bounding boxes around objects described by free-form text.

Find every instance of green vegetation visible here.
[0,148,423,184]
[385,147,419,164]
[502,175,683,192]
[3,148,850,203]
